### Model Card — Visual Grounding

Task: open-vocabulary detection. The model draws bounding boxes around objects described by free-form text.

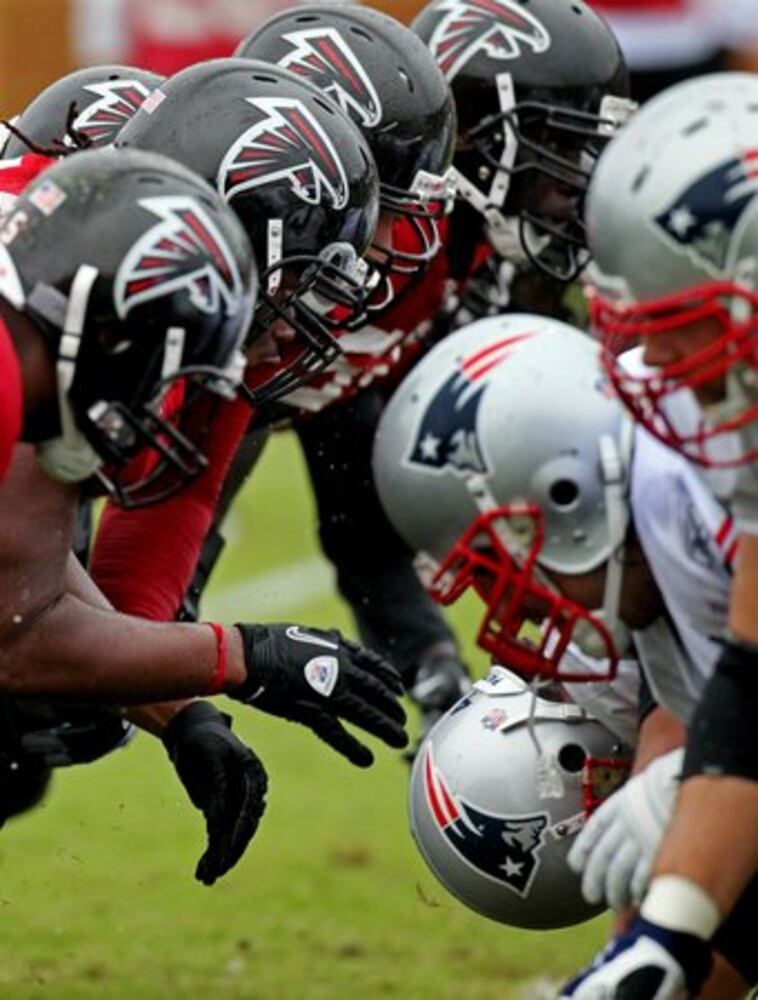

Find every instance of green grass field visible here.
[0,433,610,1000]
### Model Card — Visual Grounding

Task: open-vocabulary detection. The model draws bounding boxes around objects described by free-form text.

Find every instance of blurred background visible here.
[1,0,757,119]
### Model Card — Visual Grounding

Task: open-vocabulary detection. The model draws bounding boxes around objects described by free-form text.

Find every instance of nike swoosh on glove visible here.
[162,701,268,886]
[558,916,712,1000]
[232,624,408,767]
[568,748,684,910]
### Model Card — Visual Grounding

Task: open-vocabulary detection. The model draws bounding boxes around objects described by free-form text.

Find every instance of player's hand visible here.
[568,749,683,910]
[558,915,712,999]
[232,624,407,766]
[162,701,267,886]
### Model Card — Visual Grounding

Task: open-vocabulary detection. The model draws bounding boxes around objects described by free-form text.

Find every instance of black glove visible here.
[162,701,268,887]
[232,624,408,767]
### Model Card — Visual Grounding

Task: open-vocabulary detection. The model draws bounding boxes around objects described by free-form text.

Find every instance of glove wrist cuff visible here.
[162,701,230,755]
[641,875,720,940]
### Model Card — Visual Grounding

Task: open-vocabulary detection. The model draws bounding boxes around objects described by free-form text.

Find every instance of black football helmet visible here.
[236,5,456,322]
[413,0,633,280]
[0,147,256,505]
[117,58,380,405]
[3,65,164,158]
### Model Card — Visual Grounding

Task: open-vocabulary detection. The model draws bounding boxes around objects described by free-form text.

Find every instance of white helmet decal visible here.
[114,195,245,318]
[429,0,551,80]
[218,97,349,210]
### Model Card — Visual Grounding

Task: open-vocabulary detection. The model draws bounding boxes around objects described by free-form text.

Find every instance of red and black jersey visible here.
[0,318,22,483]
[0,155,54,481]
[0,153,55,214]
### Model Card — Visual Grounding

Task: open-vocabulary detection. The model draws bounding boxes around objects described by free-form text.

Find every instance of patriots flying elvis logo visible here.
[653,151,758,275]
[218,97,349,210]
[279,27,382,129]
[407,332,534,476]
[423,745,548,896]
[68,79,154,147]
[428,0,551,80]
[114,196,244,319]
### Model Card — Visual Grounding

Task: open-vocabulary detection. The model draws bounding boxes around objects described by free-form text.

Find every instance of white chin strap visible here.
[574,422,634,660]
[265,218,284,297]
[36,265,103,484]
[455,72,520,257]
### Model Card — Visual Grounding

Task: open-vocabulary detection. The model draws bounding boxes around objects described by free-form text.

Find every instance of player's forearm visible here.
[727,534,758,644]
[652,776,758,917]
[0,595,245,702]
[632,705,685,775]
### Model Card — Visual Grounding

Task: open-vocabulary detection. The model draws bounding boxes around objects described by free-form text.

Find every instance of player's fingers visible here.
[297,706,375,767]
[580,819,627,905]
[333,691,408,749]
[605,837,642,911]
[568,794,619,873]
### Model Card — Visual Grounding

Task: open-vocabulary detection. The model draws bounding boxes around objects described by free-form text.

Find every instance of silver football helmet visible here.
[373,314,632,681]
[409,666,630,929]
[586,72,758,467]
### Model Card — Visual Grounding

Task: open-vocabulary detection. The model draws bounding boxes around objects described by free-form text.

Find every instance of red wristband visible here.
[202,622,228,695]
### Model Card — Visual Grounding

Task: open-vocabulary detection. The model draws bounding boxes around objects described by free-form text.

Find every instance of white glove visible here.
[558,915,712,1000]
[568,748,684,910]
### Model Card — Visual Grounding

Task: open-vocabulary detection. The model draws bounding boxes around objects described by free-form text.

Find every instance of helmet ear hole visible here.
[558,743,587,773]
[549,478,580,509]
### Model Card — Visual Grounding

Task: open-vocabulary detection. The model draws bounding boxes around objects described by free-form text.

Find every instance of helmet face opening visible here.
[591,279,758,467]
[430,504,619,682]
[412,0,632,281]
[241,250,371,405]
[464,94,632,281]
[90,377,221,508]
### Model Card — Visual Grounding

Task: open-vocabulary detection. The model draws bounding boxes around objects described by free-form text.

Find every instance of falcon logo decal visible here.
[423,745,548,896]
[68,79,154,147]
[218,97,349,209]
[407,332,534,475]
[279,27,382,129]
[114,196,244,319]
[428,0,551,80]
[653,151,758,275]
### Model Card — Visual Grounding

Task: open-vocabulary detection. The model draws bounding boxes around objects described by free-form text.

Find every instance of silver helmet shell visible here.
[409,666,629,929]
[588,72,758,305]
[586,72,758,466]
[373,313,627,574]
[373,314,632,679]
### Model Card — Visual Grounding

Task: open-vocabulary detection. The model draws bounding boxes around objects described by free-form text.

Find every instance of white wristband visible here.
[641,875,721,940]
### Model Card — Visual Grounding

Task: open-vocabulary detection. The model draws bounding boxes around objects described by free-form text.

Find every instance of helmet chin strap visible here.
[35,265,103,484]
[575,422,634,660]
[454,72,520,259]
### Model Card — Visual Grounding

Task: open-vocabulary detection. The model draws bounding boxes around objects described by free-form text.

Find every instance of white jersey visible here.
[561,648,641,747]
[623,350,735,721]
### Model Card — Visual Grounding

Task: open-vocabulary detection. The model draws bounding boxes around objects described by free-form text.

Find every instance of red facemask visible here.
[589,280,758,467]
[428,504,619,683]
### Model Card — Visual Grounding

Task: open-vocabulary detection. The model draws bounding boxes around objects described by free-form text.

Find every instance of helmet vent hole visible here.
[314,97,336,116]
[350,27,373,41]
[558,744,587,773]
[682,117,707,137]
[398,67,413,92]
[632,166,649,192]
[251,73,280,85]
[571,4,583,13]
[549,479,579,509]
[295,15,320,22]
